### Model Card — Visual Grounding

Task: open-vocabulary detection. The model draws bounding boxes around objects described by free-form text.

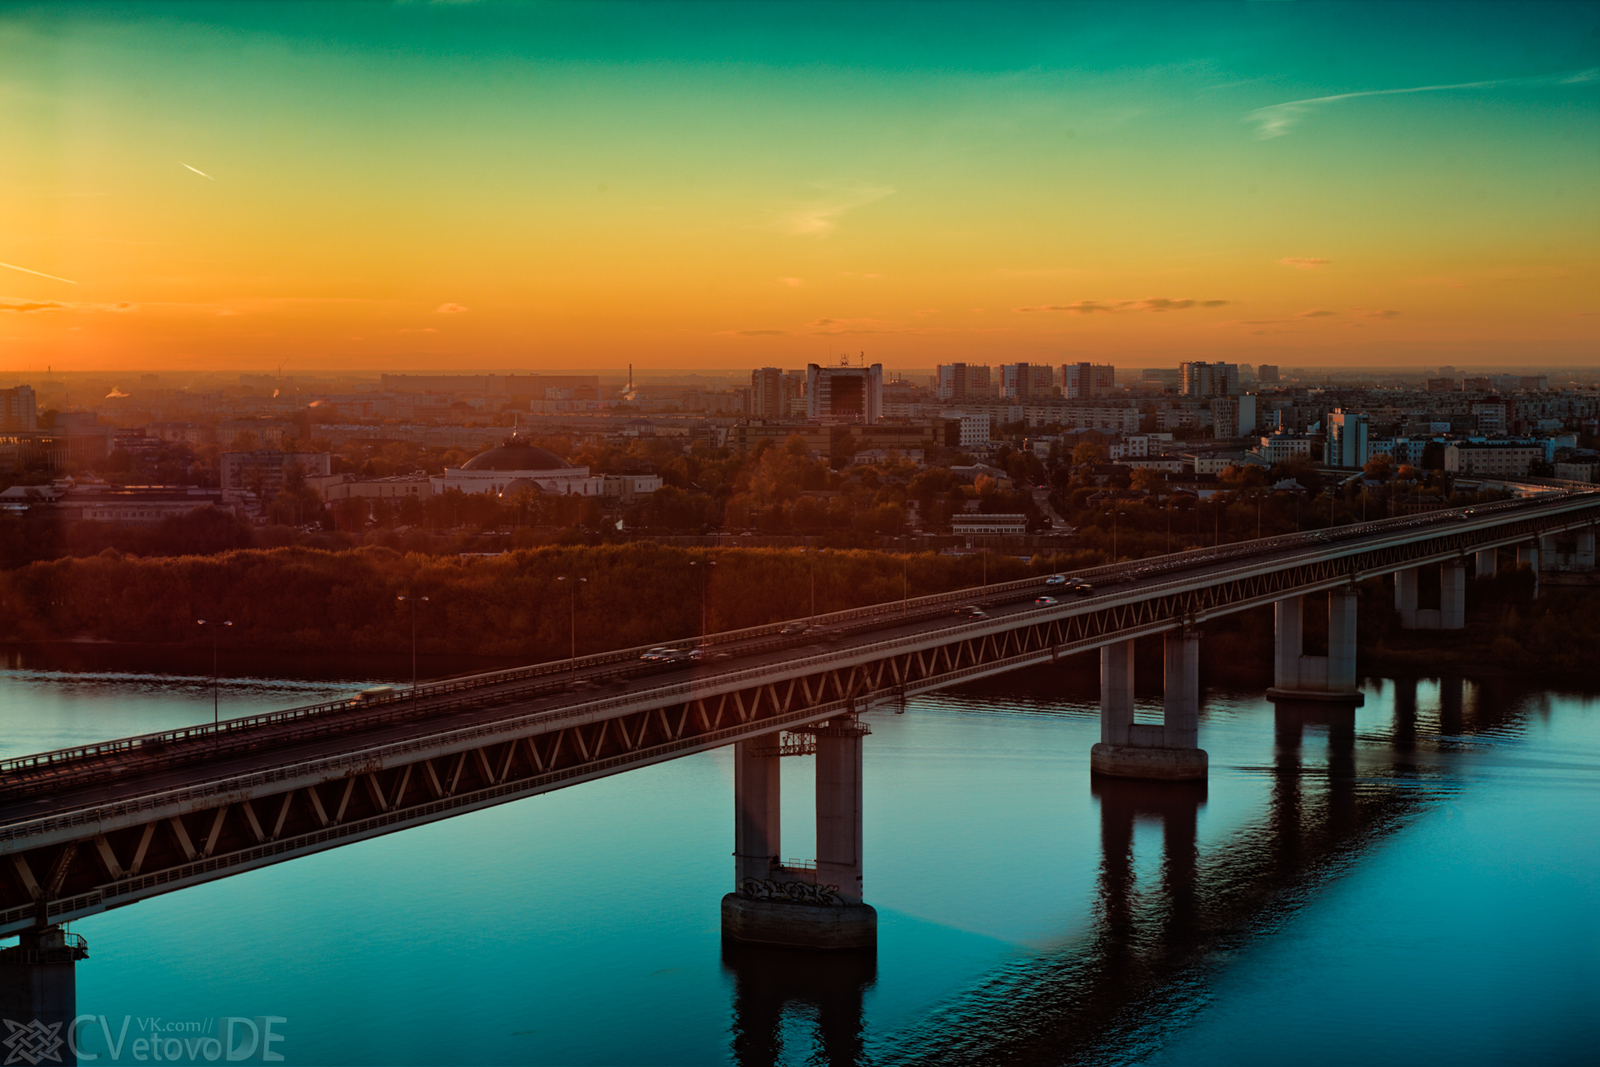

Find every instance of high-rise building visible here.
[1327,409,1370,468]
[1257,364,1280,385]
[1179,362,1240,398]
[936,363,991,401]
[1062,362,1116,399]
[749,367,803,420]
[1,385,38,431]
[807,363,883,423]
[1210,395,1259,439]
[1000,363,1054,400]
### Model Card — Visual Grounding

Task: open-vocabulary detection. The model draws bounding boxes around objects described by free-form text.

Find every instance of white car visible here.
[1045,574,1067,586]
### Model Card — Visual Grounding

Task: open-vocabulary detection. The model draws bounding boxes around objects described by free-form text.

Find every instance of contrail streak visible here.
[0,260,78,284]
[180,162,216,180]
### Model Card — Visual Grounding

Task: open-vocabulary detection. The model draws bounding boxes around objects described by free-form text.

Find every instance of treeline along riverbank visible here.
[0,544,1098,661]
[1,544,1591,679]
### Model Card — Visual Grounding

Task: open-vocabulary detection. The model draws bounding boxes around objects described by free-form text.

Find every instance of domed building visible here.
[433,436,603,497]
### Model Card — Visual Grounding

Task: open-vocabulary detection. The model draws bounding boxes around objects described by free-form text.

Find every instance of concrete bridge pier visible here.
[1396,562,1465,630]
[1,926,88,1066]
[1090,634,1208,781]
[723,722,876,951]
[1267,590,1364,705]
[1474,548,1498,578]
[1577,527,1596,570]
[1393,567,1419,627]
[1539,534,1562,572]
[1517,543,1540,597]
[1440,560,1466,629]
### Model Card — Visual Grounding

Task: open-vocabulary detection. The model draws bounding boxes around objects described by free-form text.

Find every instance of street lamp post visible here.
[196,619,232,739]
[690,560,716,646]
[809,550,818,624]
[397,595,429,705]
[555,577,585,680]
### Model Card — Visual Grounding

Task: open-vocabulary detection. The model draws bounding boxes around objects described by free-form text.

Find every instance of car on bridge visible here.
[1045,574,1067,586]
[779,622,809,635]
[640,647,691,662]
[955,605,988,619]
[1034,596,1059,606]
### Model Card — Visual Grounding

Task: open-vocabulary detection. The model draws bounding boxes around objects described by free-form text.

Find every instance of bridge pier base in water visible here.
[723,721,876,952]
[1267,589,1364,705]
[1,926,87,1065]
[1091,632,1208,781]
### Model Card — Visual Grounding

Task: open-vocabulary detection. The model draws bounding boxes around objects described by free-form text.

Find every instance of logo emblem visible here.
[1,1020,64,1066]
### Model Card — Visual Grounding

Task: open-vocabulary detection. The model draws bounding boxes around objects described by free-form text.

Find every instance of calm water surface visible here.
[2,648,1595,1066]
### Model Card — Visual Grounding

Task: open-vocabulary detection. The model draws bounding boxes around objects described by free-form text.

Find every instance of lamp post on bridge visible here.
[690,560,716,647]
[556,577,585,680]
[196,619,231,742]
[397,595,428,707]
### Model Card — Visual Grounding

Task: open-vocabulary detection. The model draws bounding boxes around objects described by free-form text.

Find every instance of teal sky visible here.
[2,1,1596,370]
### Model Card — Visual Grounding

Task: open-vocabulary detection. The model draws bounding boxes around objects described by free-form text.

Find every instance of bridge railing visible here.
[2,489,1594,783]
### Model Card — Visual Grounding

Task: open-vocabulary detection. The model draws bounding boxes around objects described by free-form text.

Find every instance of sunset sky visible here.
[1,0,1596,373]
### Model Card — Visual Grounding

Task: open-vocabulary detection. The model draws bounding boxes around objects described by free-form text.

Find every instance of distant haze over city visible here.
[1,1,1596,373]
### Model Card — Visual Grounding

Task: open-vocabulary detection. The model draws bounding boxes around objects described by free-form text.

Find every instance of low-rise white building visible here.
[432,437,603,497]
[951,513,1028,536]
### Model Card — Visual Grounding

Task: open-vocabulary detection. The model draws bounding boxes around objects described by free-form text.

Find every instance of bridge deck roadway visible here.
[1,491,1595,935]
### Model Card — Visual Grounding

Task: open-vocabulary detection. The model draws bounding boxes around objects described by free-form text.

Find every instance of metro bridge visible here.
[2,490,1597,1028]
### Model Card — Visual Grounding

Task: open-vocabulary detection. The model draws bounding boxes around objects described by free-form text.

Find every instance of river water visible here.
[2,646,1596,1066]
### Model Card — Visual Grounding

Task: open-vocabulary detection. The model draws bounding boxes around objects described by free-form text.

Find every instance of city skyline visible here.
[2,0,1597,372]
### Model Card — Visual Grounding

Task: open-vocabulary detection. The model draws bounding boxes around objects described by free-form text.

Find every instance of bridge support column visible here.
[1091,635,1206,780]
[1,927,87,1066]
[1268,590,1364,705]
[1393,568,1419,628]
[1539,534,1561,572]
[723,720,876,951]
[1439,560,1466,630]
[1577,528,1596,570]
[1474,548,1497,578]
[1517,543,1540,598]
[733,735,782,885]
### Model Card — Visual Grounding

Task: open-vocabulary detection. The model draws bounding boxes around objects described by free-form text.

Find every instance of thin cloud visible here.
[1249,68,1599,138]
[180,162,216,180]
[1299,309,1338,318]
[0,299,134,313]
[775,185,894,237]
[436,303,468,314]
[1013,298,1229,314]
[731,329,786,336]
[780,277,803,287]
[1136,298,1230,312]
[1280,257,1330,269]
[1014,301,1119,314]
[1353,308,1401,318]
[0,260,78,285]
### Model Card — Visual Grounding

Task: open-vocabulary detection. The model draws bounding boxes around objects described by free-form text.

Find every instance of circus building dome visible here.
[436,435,601,498]
[461,443,573,472]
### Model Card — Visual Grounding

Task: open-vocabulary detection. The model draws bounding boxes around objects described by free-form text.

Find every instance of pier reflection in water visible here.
[723,942,875,1067]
